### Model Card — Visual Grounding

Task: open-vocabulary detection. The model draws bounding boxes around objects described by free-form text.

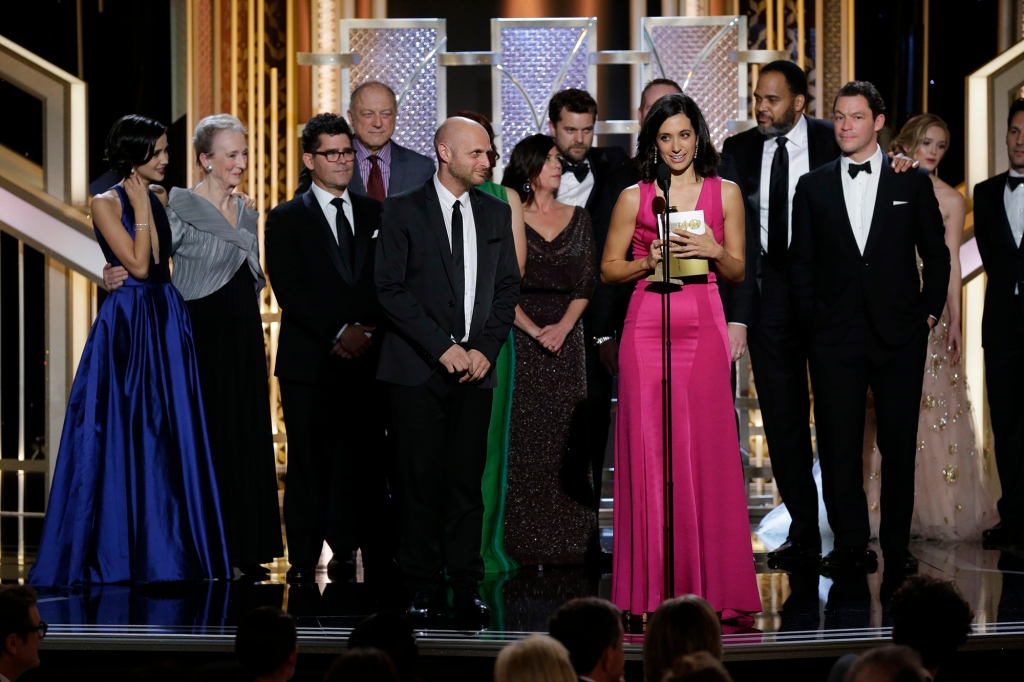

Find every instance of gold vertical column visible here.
[797,0,806,69]
[766,0,775,50]
[286,0,297,199]
[231,0,239,117]
[257,0,266,279]
[815,0,824,117]
[248,0,256,200]
[776,0,786,54]
[187,0,195,188]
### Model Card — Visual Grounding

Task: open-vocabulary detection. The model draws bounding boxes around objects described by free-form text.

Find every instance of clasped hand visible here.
[439,344,491,383]
[331,324,376,359]
[536,322,570,356]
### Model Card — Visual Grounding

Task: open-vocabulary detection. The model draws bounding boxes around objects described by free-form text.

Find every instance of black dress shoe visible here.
[406,590,435,620]
[286,565,317,584]
[820,547,878,576]
[883,549,919,575]
[452,587,490,617]
[765,540,819,561]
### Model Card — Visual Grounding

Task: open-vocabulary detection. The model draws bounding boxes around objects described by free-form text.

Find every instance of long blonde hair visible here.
[494,635,578,682]
[644,595,723,682]
[890,113,950,157]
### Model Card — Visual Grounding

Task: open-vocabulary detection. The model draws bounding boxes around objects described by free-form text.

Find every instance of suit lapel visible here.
[350,195,373,282]
[863,162,894,257]
[807,119,827,169]
[585,148,605,214]
[388,143,407,196]
[828,160,863,256]
[469,190,490,336]
[425,181,457,295]
[990,173,1019,252]
[349,162,367,196]
[302,189,353,284]
[744,134,765,221]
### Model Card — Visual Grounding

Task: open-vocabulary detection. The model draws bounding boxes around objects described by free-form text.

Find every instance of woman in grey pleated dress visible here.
[166,115,283,576]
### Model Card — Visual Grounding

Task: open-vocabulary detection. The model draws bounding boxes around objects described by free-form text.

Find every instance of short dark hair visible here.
[549,88,598,125]
[548,598,622,676]
[302,113,354,154]
[834,80,886,120]
[641,78,682,102]
[759,60,808,98]
[501,133,556,207]
[845,645,928,682]
[0,585,36,654]
[662,652,734,682]
[104,115,168,180]
[234,606,297,677]
[636,94,721,183]
[348,613,418,682]
[889,575,971,669]
[325,647,399,682]
[1008,98,1024,127]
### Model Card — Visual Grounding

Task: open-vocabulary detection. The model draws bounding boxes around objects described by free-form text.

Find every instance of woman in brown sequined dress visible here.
[501,134,597,565]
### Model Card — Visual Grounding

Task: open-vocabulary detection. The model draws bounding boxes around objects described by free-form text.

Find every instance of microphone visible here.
[656,162,672,193]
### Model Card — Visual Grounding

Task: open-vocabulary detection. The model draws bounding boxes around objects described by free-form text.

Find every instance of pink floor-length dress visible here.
[612,177,762,616]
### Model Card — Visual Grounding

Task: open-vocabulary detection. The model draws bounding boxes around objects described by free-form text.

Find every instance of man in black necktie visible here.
[375,117,520,620]
[265,113,392,584]
[973,98,1024,547]
[720,61,842,568]
[789,81,949,575]
[546,88,628,526]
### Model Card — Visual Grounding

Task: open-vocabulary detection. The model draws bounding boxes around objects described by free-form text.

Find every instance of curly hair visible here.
[548,88,598,125]
[104,115,168,179]
[890,113,949,157]
[301,113,354,153]
[501,133,556,207]
[889,575,972,670]
[635,93,720,183]
[834,80,885,119]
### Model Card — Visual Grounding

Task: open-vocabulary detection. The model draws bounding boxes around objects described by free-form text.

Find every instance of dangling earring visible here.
[523,181,531,194]
[654,147,659,164]
[694,145,698,161]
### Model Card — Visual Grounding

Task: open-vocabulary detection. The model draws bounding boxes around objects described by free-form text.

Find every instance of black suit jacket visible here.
[294,141,436,199]
[374,179,521,388]
[973,172,1024,350]
[721,116,841,327]
[789,159,950,347]
[265,188,383,384]
[583,145,630,220]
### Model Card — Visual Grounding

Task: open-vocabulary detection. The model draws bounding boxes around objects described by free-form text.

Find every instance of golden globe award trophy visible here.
[646,208,709,285]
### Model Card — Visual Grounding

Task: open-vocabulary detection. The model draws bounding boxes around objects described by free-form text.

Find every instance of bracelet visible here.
[593,335,614,347]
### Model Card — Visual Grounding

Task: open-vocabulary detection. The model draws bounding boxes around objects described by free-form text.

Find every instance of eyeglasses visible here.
[312,149,356,162]
[24,622,47,640]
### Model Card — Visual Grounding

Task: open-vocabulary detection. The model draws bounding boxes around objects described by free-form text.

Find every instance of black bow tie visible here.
[1008,176,1024,191]
[561,159,590,183]
[848,161,872,179]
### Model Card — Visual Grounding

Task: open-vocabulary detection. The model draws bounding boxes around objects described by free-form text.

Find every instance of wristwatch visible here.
[593,335,614,347]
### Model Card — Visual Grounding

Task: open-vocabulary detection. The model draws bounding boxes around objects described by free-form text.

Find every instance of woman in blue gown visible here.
[29,115,231,586]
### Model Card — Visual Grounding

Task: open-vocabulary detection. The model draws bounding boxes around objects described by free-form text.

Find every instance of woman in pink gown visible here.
[601,94,761,619]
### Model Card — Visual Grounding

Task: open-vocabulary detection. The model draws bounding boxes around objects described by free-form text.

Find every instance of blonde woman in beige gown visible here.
[864,114,1000,541]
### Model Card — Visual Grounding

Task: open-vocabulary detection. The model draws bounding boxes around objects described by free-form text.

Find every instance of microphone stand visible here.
[657,171,676,601]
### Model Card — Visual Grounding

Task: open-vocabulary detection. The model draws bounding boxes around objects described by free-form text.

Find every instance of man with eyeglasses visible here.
[0,585,44,682]
[266,113,394,585]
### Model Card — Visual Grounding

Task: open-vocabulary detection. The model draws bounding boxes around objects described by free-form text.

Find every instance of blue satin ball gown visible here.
[29,185,231,586]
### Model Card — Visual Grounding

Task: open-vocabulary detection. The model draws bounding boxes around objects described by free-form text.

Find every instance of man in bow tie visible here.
[546,89,628,539]
[973,98,1024,547]
[789,81,949,577]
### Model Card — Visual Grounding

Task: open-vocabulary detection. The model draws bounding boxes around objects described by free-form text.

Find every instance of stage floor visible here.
[14,540,1024,664]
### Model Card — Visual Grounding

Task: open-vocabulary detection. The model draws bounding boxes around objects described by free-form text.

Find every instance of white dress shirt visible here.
[310,181,355,240]
[558,162,596,208]
[758,113,810,251]
[433,173,478,343]
[840,144,885,254]
[311,182,359,342]
[1005,169,1024,294]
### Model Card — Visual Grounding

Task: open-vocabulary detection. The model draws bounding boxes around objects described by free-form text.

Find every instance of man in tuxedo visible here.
[789,81,949,575]
[375,117,520,619]
[294,81,435,198]
[973,98,1024,547]
[546,88,628,517]
[265,113,392,584]
[720,61,841,568]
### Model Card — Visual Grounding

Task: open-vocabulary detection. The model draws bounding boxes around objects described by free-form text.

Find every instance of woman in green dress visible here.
[455,111,527,574]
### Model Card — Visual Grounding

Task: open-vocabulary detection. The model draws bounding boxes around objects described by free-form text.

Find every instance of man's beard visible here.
[758,104,798,137]
[449,157,485,187]
[560,144,589,163]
